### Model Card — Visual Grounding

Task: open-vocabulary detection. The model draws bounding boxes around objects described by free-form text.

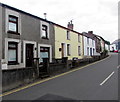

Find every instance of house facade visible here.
[54,23,84,60]
[0,3,55,69]
[82,31,100,57]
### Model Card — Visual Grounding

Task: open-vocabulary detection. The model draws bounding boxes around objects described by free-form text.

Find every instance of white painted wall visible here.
[83,36,98,56]
[110,44,117,51]
[105,44,109,51]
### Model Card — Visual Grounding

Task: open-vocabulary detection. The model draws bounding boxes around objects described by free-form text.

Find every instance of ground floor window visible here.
[8,42,18,64]
[87,47,89,56]
[93,48,95,55]
[67,44,71,56]
[40,47,49,62]
[78,46,81,56]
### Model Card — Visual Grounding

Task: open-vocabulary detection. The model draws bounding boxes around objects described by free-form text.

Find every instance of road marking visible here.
[100,71,114,86]
[1,55,111,97]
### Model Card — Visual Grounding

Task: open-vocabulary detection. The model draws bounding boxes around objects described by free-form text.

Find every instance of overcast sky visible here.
[1,0,119,43]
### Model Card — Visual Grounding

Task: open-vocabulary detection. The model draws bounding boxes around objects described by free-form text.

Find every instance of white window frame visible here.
[23,40,37,67]
[5,38,21,65]
[38,44,52,62]
[6,8,21,34]
[40,21,49,39]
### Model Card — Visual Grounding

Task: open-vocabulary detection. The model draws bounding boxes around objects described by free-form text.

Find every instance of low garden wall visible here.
[2,55,109,92]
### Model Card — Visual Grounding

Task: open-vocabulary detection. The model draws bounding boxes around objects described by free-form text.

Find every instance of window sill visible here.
[8,62,19,65]
[41,37,49,40]
[67,54,71,56]
[7,31,20,35]
[67,39,70,40]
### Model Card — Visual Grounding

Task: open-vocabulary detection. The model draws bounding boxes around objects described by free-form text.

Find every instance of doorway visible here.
[26,44,34,67]
[61,43,65,58]
[90,48,92,56]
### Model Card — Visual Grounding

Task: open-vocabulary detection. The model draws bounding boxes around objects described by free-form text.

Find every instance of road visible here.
[2,53,118,101]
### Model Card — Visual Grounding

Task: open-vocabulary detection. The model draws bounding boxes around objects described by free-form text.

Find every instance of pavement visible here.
[1,53,119,101]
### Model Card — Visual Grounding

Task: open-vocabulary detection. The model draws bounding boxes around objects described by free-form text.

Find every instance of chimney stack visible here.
[44,13,47,20]
[88,31,93,34]
[67,20,74,30]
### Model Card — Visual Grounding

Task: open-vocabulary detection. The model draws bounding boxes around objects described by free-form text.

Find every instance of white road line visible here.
[100,71,114,86]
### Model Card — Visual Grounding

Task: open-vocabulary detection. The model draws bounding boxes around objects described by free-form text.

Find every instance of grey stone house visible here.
[0,3,55,70]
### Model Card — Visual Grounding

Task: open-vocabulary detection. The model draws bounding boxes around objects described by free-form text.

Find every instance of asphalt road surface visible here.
[2,53,119,101]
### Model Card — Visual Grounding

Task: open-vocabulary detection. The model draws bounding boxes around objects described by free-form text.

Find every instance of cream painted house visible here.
[54,23,84,60]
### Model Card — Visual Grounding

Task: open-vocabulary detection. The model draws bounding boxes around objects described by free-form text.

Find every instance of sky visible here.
[0,0,119,43]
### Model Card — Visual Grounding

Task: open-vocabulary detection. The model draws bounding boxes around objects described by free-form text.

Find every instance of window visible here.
[67,44,71,56]
[40,47,49,62]
[8,42,18,64]
[87,37,89,45]
[8,15,18,33]
[78,46,81,56]
[87,47,89,56]
[67,31,70,40]
[92,40,94,46]
[93,48,95,55]
[78,35,80,42]
[41,25,48,39]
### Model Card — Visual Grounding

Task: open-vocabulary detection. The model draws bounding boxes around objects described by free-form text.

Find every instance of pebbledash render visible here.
[0,3,55,70]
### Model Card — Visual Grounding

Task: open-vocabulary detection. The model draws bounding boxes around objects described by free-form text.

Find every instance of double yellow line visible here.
[0,55,111,97]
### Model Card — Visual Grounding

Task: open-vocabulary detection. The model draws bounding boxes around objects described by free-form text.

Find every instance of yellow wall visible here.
[55,25,84,60]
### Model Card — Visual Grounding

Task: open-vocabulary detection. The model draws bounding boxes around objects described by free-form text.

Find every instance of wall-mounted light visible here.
[59,48,62,51]
[35,47,37,50]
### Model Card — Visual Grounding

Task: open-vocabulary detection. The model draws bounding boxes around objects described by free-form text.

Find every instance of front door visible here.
[90,48,92,56]
[26,44,34,67]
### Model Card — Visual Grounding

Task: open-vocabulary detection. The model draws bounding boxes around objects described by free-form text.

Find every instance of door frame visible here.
[61,43,66,58]
[23,41,37,67]
[26,44,34,67]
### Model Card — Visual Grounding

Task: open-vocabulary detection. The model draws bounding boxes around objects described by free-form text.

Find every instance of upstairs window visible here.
[78,34,81,42]
[67,31,70,40]
[8,42,18,65]
[87,37,89,45]
[41,25,48,39]
[87,47,89,55]
[8,15,18,33]
[92,40,94,46]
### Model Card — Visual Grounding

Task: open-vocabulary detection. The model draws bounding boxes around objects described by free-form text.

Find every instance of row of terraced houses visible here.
[0,3,110,70]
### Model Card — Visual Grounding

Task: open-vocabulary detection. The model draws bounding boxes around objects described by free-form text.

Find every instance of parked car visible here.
[114,50,118,53]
